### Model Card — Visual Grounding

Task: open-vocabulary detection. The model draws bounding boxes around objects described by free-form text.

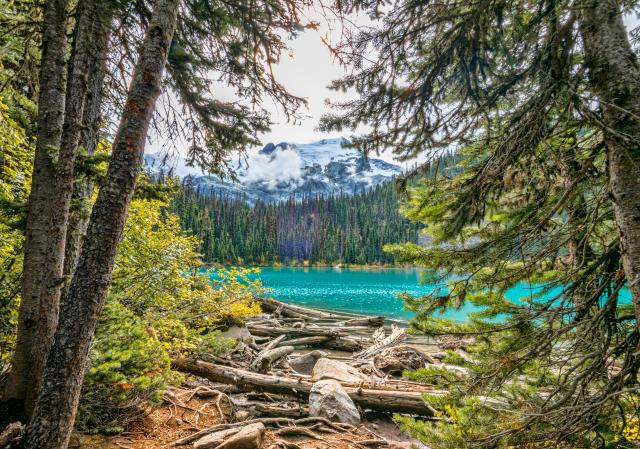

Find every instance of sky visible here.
[255,8,367,145]
[148,7,640,166]
[259,9,640,146]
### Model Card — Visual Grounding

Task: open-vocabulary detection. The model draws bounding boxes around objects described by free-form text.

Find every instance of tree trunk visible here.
[63,3,113,283]
[6,0,115,416]
[579,0,640,323]
[21,0,179,446]
[4,0,69,413]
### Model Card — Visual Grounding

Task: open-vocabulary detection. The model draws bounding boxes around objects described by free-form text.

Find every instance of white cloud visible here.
[241,146,304,190]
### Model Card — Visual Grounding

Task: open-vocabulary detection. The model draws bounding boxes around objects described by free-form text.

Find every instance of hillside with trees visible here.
[170,181,422,265]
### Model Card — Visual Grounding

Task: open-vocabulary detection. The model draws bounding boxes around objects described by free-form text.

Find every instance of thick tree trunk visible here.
[63,5,113,282]
[6,0,114,416]
[579,0,640,323]
[4,0,69,413]
[21,1,179,447]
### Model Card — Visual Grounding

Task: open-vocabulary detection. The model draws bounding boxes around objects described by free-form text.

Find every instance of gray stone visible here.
[288,350,326,375]
[309,379,361,424]
[195,423,265,449]
[311,358,368,384]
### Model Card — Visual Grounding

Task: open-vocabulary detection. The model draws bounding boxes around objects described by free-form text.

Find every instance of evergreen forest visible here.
[170,182,422,265]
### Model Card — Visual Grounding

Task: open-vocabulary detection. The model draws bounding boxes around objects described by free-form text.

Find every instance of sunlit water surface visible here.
[245,267,546,321]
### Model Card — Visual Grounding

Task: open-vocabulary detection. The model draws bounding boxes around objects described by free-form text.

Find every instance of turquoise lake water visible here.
[250,267,547,321]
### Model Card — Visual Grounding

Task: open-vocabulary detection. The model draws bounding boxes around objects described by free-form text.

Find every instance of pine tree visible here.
[323,0,640,446]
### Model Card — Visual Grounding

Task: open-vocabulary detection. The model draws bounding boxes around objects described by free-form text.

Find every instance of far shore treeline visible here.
[170,181,420,265]
[167,153,460,266]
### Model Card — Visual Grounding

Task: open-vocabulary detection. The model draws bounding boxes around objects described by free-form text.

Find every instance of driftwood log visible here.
[259,298,353,320]
[353,325,406,360]
[340,316,385,328]
[250,346,295,373]
[274,336,331,348]
[172,359,437,416]
[246,325,345,338]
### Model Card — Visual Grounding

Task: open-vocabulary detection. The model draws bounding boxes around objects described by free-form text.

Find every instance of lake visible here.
[250,266,564,322]
[252,266,528,321]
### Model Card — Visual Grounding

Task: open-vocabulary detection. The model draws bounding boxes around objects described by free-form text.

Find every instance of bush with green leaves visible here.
[0,97,32,370]
[75,198,264,431]
[78,300,177,434]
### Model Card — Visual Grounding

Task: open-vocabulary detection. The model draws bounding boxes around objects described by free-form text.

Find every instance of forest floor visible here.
[73,378,423,449]
[68,298,453,449]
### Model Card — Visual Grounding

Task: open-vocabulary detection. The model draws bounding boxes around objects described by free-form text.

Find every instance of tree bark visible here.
[21,0,179,447]
[5,0,114,415]
[4,0,69,413]
[579,0,640,323]
[62,2,113,284]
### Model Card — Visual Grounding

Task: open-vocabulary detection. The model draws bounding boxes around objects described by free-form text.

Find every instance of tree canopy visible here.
[324,0,640,447]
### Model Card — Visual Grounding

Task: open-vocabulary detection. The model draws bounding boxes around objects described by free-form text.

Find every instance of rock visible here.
[289,350,326,375]
[217,422,265,449]
[235,410,251,422]
[219,326,254,344]
[311,358,368,383]
[373,345,434,375]
[195,423,265,449]
[309,379,361,424]
[194,428,242,449]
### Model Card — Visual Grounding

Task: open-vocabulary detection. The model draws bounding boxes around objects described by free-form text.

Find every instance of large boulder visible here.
[373,345,434,375]
[311,358,368,384]
[309,379,361,424]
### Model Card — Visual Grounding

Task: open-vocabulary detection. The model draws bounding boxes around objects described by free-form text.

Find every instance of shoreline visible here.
[204,262,421,270]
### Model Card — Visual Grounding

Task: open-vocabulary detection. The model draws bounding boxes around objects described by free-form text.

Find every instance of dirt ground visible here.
[72,383,426,449]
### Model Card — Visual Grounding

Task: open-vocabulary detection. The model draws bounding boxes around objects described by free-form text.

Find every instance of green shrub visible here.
[77,300,178,434]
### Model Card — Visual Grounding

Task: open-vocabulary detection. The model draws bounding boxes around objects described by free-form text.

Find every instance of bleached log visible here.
[172,359,437,416]
[260,334,286,351]
[371,327,386,344]
[247,325,344,338]
[340,316,385,328]
[353,325,406,360]
[250,346,295,373]
[259,297,355,320]
[252,402,309,418]
[274,336,332,348]
[324,337,365,352]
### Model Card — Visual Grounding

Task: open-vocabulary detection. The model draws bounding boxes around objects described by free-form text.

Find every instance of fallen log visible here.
[371,327,386,344]
[373,346,435,375]
[250,346,295,373]
[340,316,385,328]
[253,402,309,418]
[353,325,406,360]
[247,325,345,338]
[172,359,436,416]
[274,336,331,348]
[261,335,287,351]
[259,298,355,320]
[324,337,365,352]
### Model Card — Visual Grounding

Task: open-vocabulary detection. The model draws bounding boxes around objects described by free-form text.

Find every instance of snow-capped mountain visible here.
[144,138,401,203]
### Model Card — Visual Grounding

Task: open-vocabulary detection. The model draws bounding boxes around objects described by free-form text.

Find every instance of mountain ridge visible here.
[144,138,401,203]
